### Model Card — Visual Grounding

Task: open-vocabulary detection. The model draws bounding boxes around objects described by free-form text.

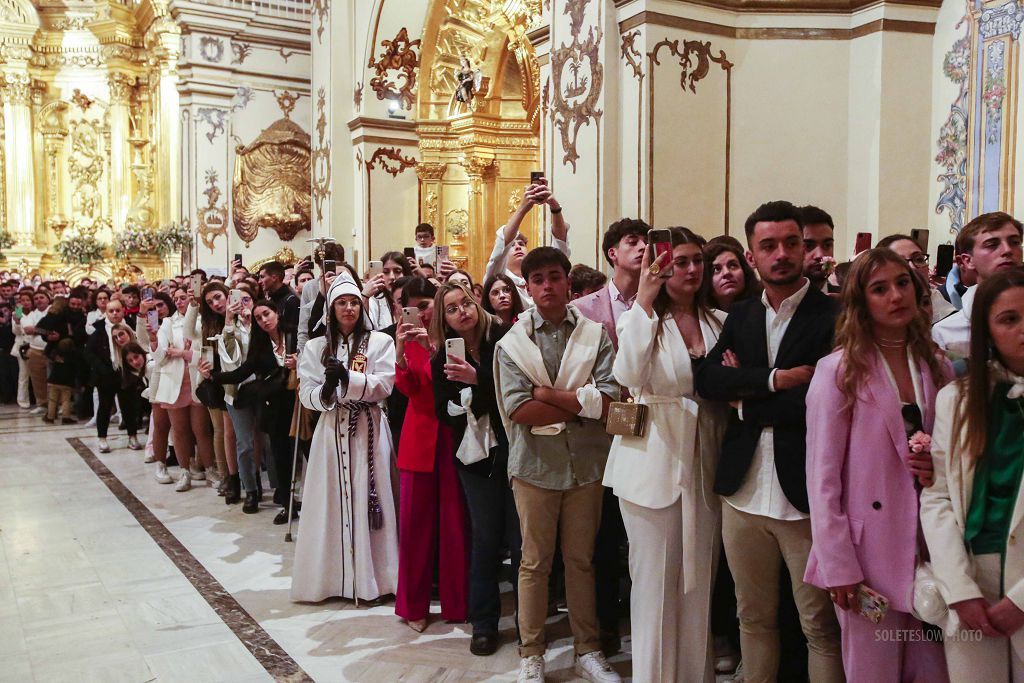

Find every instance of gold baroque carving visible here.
[107,73,135,104]
[445,208,469,238]
[425,190,438,226]
[197,169,228,252]
[312,0,329,41]
[366,147,417,177]
[550,0,604,173]
[311,87,331,222]
[275,90,299,119]
[415,161,447,181]
[1,74,32,106]
[367,27,421,110]
[508,189,521,215]
[233,118,312,244]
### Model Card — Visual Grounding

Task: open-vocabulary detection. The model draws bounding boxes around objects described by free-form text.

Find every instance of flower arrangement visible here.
[908,431,934,488]
[0,228,14,252]
[56,233,107,265]
[113,222,160,259]
[155,222,193,256]
[819,256,836,276]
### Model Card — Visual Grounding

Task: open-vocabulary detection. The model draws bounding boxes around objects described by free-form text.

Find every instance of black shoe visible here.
[242,492,259,514]
[42,416,55,424]
[225,474,241,505]
[61,417,76,425]
[273,505,299,525]
[469,633,498,656]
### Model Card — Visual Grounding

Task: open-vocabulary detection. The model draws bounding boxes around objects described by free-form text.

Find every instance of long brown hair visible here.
[954,268,1024,461]
[834,248,944,404]
[199,281,230,341]
[653,227,722,336]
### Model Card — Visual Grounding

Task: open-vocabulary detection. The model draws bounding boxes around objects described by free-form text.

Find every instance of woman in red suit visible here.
[394,277,469,632]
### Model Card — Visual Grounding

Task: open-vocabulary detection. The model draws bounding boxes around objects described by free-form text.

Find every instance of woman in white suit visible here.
[603,226,728,683]
[921,268,1024,682]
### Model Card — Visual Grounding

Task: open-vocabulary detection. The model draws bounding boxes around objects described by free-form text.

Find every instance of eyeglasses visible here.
[906,254,930,267]
[444,301,475,316]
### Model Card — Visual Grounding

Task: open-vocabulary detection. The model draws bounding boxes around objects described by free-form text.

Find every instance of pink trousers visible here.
[838,606,947,682]
[395,431,469,622]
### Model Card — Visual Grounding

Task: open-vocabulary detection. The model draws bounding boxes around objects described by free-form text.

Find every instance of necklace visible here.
[877,337,907,349]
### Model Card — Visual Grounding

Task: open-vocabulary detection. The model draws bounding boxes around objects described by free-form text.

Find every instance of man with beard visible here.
[799,205,836,294]
[695,200,843,683]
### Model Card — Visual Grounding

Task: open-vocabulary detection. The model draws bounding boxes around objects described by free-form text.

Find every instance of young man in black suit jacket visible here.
[695,201,843,683]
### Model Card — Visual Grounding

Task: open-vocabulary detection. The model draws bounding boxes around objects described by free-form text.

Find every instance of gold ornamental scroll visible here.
[232,118,312,245]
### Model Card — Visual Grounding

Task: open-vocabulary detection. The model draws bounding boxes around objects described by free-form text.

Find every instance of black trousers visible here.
[95,383,139,438]
[459,466,521,636]
[593,486,627,634]
[0,353,17,403]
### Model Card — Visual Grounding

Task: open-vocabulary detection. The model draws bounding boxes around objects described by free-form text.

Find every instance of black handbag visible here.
[234,366,290,409]
[195,378,226,410]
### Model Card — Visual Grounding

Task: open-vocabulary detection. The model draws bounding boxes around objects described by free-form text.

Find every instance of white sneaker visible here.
[111,413,121,425]
[30,406,43,415]
[154,462,173,484]
[144,451,158,463]
[189,466,206,481]
[517,655,545,683]
[85,416,97,427]
[127,436,142,451]
[175,471,191,492]
[98,439,110,454]
[574,651,620,683]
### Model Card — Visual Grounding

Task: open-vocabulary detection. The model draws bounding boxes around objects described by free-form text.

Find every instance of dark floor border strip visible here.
[67,437,314,683]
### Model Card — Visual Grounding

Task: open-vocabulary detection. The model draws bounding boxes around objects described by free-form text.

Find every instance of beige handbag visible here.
[606,397,648,438]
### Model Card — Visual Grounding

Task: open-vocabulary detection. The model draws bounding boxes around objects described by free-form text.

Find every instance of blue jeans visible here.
[226,402,260,493]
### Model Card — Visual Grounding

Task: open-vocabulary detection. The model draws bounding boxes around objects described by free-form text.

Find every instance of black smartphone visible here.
[936,244,955,278]
[233,253,243,267]
[910,229,930,253]
[322,258,336,276]
[142,287,154,301]
[530,171,545,184]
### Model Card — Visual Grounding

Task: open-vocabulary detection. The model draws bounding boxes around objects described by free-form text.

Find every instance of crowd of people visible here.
[1,176,1022,683]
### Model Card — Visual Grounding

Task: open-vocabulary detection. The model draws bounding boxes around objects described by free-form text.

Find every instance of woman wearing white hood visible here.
[291,276,400,602]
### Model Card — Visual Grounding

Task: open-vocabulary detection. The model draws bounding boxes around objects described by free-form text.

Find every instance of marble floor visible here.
[0,405,635,682]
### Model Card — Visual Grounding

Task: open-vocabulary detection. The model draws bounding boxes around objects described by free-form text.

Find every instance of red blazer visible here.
[395,341,444,472]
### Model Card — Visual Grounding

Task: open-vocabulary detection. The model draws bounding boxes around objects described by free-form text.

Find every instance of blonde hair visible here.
[834,248,944,405]
[430,281,493,355]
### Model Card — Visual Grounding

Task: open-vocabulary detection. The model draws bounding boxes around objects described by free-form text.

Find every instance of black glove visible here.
[323,357,348,389]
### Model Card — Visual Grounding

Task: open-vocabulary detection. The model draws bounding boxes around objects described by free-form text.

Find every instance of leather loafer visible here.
[469,633,498,656]
[273,506,299,525]
[242,492,259,514]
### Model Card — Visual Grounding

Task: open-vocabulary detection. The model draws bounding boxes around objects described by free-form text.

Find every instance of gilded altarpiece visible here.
[414,0,542,282]
[0,0,177,282]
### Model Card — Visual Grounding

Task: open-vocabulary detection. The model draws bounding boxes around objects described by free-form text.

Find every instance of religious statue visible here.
[455,56,480,104]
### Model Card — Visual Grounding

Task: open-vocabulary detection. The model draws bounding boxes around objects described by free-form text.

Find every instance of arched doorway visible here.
[414,0,542,281]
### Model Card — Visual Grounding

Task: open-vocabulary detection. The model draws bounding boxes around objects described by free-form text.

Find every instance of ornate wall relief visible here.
[196,107,228,143]
[311,86,331,222]
[367,27,421,110]
[197,168,228,252]
[550,0,603,172]
[936,21,970,234]
[366,147,418,176]
[231,42,252,65]
[233,119,312,244]
[199,36,224,63]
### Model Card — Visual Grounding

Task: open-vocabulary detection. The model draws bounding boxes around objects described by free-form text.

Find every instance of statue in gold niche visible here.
[232,118,311,245]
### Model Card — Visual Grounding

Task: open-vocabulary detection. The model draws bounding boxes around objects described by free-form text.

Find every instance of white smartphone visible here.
[229,289,243,306]
[191,273,203,298]
[445,337,466,363]
[421,248,437,266]
[436,245,450,263]
[368,260,383,278]
[401,306,421,327]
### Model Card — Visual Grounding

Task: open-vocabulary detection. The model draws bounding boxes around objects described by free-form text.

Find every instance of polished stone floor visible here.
[0,405,634,682]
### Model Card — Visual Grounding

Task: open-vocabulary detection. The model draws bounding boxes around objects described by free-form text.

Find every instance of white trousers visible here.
[620,497,718,683]
[16,355,30,407]
[946,553,1024,683]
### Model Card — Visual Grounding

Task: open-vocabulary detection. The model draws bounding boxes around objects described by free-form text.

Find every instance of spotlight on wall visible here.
[387,97,405,120]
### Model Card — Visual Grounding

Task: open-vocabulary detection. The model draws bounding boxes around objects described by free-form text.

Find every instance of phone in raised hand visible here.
[445,337,466,364]
[401,306,422,328]
[435,245,450,264]
[191,273,203,298]
[647,228,674,278]
[368,260,384,278]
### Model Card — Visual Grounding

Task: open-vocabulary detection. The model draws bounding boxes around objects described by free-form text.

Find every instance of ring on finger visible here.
[649,263,661,276]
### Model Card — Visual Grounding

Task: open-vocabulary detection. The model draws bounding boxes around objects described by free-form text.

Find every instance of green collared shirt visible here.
[496,306,619,490]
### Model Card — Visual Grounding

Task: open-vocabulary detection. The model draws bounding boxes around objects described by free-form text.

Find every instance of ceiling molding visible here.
[619,11,935,38]
[614,0,941,13]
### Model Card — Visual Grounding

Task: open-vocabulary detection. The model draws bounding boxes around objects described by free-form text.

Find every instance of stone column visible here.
[107,71,134,232]
[1,71,36,248]
[145,16,181,230]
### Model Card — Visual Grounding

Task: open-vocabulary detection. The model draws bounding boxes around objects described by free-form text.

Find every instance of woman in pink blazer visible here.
[805,249,952,682]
